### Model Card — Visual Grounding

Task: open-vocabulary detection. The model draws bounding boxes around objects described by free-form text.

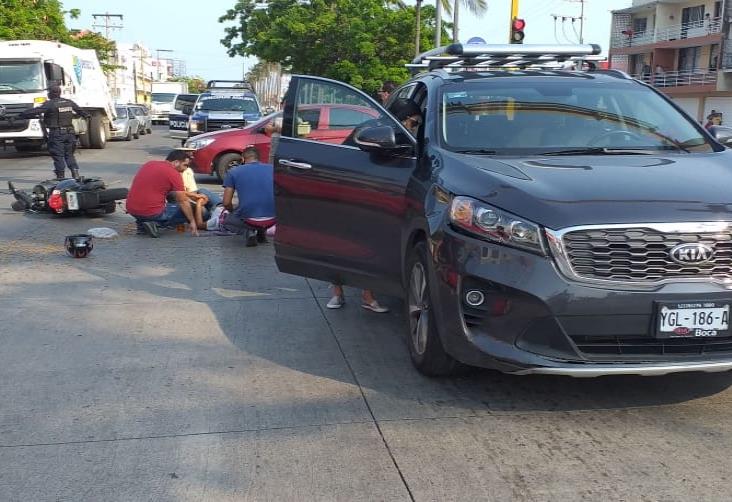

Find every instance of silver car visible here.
[110,105,140,141]
[129,105,153,136]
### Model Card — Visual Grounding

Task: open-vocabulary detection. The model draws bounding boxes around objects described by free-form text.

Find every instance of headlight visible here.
[185,138,215,150]
[189,121,204,132]
[449,196,546,255]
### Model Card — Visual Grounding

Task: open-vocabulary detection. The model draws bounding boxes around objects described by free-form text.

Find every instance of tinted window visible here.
[440,77,714,154]
[173,94,199,112]
[288,79,385,144]
[196,96,259,113]
[328,108,377,130]
[115,107,128,118]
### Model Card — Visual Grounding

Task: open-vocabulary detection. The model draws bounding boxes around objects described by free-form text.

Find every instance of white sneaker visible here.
[326,295,345,309]
[361,300,389,313]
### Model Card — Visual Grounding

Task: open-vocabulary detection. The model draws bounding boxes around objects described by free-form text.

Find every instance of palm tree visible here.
[452,0,488,43]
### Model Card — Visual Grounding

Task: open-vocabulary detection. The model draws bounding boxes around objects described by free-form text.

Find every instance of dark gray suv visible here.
[273,44,732,377]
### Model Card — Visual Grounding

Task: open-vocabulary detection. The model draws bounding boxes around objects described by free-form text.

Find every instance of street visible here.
[2,130,732,501]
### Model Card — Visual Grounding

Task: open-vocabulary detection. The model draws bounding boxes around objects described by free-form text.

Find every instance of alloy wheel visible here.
[408,262,429,356]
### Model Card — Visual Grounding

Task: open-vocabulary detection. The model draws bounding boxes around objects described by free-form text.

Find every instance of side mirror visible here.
[44,62,65,85]
[710,126,732,147]
[182,105,193,115]
[353,125,410,154]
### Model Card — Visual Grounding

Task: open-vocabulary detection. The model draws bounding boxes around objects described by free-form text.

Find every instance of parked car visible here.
[109,105,140,141]
[169,93,200,144]
[185,104,379,180]
[273,43,732,378]
[129,104,153,136]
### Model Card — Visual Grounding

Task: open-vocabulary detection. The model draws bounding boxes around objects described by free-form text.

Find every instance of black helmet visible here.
[65,234,94,258]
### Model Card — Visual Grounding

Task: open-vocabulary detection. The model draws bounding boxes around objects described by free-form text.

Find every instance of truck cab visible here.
[187,80,261,138]
[0,40,116,151]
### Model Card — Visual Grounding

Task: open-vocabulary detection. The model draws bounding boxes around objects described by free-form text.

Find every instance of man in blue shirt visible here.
[221,146,275,246]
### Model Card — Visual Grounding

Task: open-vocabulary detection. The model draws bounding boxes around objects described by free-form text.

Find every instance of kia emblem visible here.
[670,243,715,265]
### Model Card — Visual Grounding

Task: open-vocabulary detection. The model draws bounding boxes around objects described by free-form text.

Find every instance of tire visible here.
[133,128,140,139]
[98,188,128,203]
[404,241,458,376]
[89,113,107,149]
[139,127,146,136]
[146,127,152,134]
[125,127,132,141]
[11,200,27,212]
[78,119,91,148]
[14,141,43,152]
[215,153,242,181]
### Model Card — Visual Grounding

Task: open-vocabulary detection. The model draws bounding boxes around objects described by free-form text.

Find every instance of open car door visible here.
[274,76,418,296]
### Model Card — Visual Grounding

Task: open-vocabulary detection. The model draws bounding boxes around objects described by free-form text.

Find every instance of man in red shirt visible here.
[126,150,199,237]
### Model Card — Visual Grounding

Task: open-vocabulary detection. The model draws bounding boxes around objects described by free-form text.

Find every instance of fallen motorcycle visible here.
[8,177,128,217]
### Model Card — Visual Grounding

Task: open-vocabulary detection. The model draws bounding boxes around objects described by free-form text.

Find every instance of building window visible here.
[632,17,647,34]
[710,44,720,69]
[679,46,701,71]
[714,1,722,19]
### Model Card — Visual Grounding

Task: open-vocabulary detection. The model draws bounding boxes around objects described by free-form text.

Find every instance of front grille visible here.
[571,335,732,359]
[563,227,732,282]
[0,103,33,132]
[206,119,246,131]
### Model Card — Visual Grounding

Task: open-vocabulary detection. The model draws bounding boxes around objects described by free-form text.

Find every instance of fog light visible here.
[465,290,485,306]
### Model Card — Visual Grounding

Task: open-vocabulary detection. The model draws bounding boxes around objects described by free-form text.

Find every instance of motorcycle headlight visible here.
[185,138,215,150]
[449,196,546,255]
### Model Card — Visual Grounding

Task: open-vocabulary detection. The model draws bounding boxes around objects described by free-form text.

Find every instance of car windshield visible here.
[197,97,259,113]
[115,107,128,118]
[152,93,177,103]
[440,77,714,154]
[0,61,44,93]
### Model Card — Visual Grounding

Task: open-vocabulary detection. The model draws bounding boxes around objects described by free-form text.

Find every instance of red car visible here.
[185,104,380,180]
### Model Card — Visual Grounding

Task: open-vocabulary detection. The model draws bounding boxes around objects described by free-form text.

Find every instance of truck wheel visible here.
[215,153,242,181]
[78,119,91,148]
[404,242,458,376]
[89,113,107,149]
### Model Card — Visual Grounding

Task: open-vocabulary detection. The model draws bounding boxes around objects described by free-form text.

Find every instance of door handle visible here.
[280,159,312,170]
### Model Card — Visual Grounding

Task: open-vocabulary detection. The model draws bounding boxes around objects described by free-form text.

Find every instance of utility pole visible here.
[92,13,123,102]
[91,12,123,39]
[510,0,520,43]
[563,0,586,44]
[435,0,442,48]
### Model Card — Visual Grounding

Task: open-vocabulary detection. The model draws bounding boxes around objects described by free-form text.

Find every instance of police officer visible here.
[21,85,89,180]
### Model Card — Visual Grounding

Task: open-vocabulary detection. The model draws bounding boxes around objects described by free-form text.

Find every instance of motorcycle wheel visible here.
[84,208,106,218]
[98,188,128,203]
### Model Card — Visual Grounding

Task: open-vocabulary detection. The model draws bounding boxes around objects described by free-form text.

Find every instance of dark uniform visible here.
[21,95,89,179]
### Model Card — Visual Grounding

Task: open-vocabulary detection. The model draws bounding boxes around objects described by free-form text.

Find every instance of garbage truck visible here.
[0,40,116,151]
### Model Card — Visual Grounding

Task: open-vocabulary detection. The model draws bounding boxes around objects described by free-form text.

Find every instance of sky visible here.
[64,0,633,81]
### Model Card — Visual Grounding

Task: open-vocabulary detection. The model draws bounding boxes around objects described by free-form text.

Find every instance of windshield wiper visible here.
[454,149,498,155]
[540,147,658,156]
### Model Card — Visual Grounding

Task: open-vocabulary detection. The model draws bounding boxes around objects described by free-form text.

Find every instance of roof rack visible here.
[407,43,603,74]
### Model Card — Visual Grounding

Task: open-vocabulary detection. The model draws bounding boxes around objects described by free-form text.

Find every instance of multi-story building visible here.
[609,0,732,123]
[107,42,154,104]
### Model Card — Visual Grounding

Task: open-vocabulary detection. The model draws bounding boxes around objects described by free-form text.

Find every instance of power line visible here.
[91,12,123,39]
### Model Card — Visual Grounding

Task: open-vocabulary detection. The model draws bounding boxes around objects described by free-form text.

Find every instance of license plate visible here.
[66,191,79,210]
[656,301,730,338]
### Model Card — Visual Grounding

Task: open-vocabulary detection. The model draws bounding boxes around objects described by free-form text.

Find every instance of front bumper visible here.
[151,113,169,121]
[430,227,732,377]
[109,126,128,139]
[0,119,44,140]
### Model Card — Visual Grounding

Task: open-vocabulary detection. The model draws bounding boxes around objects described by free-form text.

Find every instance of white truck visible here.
[0,40,116,151]
[151,81,188,124]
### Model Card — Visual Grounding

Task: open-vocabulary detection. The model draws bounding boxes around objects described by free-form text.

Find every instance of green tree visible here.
[219,0,440,94]
[0,0,70,40]
[0,1,118,74]
[170,76,207,93]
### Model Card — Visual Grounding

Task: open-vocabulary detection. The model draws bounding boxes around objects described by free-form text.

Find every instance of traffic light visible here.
[510,18,526,44]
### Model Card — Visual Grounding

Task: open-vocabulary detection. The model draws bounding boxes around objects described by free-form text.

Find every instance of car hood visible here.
[193,111,261,120]
[187,124,256,142]
[443,150,732,229]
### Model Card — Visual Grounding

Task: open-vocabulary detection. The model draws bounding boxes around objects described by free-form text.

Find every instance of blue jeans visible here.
[132,203,188,233]
[197,188,222,209]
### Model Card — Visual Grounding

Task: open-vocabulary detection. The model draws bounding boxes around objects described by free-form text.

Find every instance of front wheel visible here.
[404,242,458,376]
[215,153,242,181]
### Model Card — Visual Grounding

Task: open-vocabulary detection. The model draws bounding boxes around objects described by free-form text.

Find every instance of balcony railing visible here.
[633,69,717,88]
[612,18,722,49]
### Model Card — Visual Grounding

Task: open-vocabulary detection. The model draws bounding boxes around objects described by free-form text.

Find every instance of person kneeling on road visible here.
[126,150,199,238]
[221,146,275,246]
